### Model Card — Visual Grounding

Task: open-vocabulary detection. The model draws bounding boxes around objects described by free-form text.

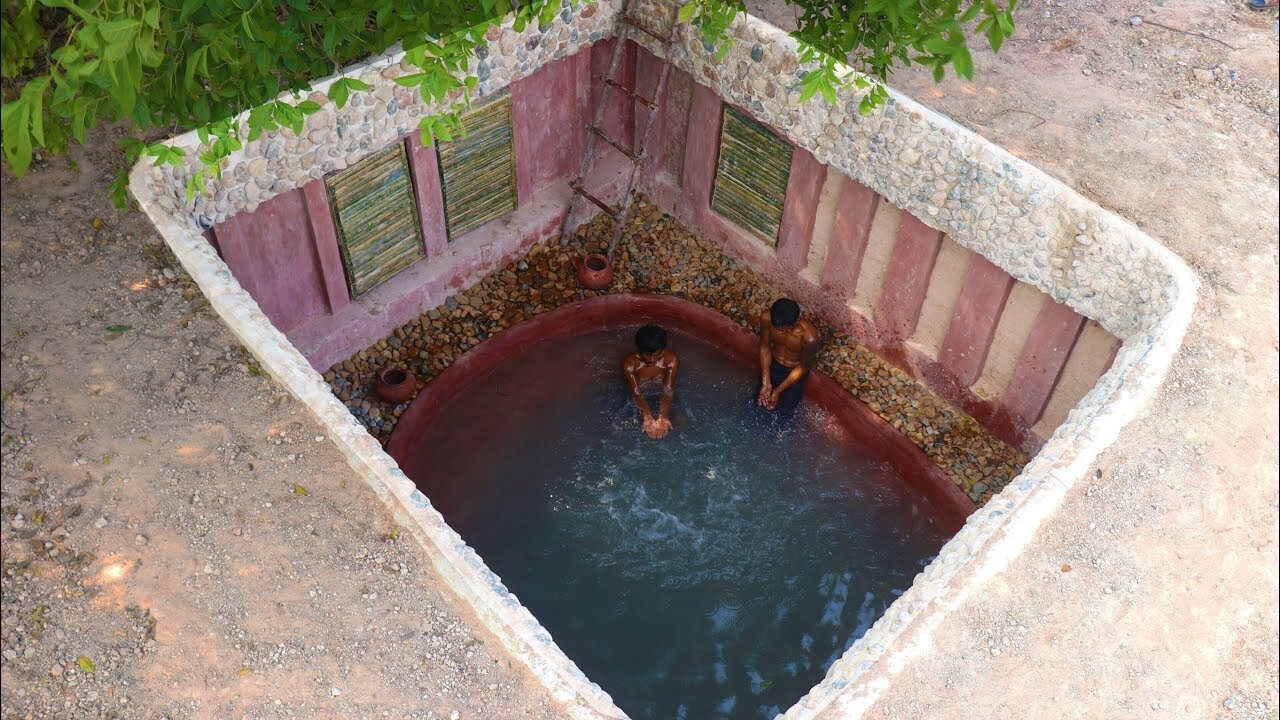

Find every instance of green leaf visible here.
[678,0,698,24]
[98,19,140,45]
[109,171,131,209]
[343,78,370,91]
[77,656,95,673]
[538,0,559,27]
[71,98,94,145]
[922,35,949,54]
[329,79,350,108]
[105,325,132,334]
[1,96,33,176]
[986,22,1005,54]
[952,45,973,79]
[240,14,257,42]
[297,99,322,114]
[395,72,428,88]
[23,76,50,147]
[179,0,204,22]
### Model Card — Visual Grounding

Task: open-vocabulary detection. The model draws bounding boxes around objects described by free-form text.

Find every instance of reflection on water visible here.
[411,329,945,719]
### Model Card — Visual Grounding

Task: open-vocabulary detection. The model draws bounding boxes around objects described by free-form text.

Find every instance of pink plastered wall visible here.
[629,47,1116,452]
[209,42,1117,451]
[209,53,594,371]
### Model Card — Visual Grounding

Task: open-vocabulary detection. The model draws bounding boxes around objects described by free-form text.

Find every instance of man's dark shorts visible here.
[768,360,808,422]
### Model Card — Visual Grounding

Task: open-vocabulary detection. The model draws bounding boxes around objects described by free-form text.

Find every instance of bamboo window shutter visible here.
[710,105,794,245]
[436,91,517,240]
[326,143,425,297]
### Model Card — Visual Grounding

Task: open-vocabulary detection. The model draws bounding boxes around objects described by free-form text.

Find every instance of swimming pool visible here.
[390,299,951,718]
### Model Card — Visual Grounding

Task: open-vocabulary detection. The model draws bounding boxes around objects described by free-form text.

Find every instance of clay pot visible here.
[577,253,615,290]
[375,366,417,404]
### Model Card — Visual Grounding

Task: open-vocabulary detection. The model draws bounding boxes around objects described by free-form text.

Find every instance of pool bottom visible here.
[404,326,947,719]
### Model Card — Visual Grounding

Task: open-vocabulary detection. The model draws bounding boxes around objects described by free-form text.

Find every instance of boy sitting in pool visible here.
[622,324,680,439]
[758,298,821,421]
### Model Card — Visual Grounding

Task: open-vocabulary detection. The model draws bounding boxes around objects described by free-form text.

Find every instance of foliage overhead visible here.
[0,0,1015,207]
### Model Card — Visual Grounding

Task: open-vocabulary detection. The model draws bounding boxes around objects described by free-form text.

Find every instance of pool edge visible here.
[386,293,975,535]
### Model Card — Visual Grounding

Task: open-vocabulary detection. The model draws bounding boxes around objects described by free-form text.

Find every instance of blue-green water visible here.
[410,329,946,719]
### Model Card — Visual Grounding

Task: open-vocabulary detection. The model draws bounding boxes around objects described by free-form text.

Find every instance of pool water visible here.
[409,329,946,719]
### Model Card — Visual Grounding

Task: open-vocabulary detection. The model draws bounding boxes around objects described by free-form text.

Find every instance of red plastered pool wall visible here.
[386,293,975,535]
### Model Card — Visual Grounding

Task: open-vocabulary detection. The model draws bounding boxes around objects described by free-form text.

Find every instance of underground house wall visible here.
[204,38,1120,452]
[129,2,1196,718]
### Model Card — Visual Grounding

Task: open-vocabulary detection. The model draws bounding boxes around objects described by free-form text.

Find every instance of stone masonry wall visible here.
[136,1,619,228]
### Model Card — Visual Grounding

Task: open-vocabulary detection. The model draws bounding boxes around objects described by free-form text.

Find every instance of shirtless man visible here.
[622,324,680,439]
[757,298,821,419]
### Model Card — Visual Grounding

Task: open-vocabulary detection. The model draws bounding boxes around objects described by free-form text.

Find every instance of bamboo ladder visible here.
[558,0,683,263]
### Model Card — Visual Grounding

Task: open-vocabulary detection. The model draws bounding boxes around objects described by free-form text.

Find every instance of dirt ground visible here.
[2,0,1277,719]
[0,135,565,719]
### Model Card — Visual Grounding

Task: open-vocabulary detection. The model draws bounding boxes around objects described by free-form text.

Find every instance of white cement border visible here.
[129,2,1197,718]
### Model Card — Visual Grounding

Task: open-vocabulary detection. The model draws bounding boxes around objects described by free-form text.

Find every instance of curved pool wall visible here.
[386,293,974,535]
[129,1,1197,718]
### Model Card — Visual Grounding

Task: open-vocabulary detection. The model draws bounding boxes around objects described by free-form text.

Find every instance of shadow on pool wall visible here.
[386,293,975,535]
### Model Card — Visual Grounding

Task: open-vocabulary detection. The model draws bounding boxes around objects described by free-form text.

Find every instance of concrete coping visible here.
[129,1,1197,717]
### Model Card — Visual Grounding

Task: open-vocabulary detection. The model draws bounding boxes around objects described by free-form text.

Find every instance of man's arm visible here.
[768,325,821,403]
[758,312,774,405]
[656,354,679,424]
[800,323,820,371]
[622,357,654,423]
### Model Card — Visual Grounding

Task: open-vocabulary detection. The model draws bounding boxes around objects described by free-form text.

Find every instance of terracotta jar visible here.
[577,253,614,290]
[375,366,417,404]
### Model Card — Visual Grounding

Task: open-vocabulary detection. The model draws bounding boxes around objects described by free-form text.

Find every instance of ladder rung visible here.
[621,15,671,44]
[569,181,619,220]
[588,124,643,163]
[604,78,657,111]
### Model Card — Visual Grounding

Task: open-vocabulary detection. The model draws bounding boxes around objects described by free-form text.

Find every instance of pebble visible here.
[1129,15,1142,26]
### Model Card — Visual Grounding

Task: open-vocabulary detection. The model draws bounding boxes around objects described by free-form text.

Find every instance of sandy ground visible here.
[2,0,1278,719]
[0,143,564,716]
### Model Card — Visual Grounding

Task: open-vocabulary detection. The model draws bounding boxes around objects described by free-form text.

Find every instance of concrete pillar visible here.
[300,180,351,315]
[679,83,723,222]
[876,212,944,340]
[820,179,880,298]
[938,255,1016,386]
[1002,298,1087,426]
[406,134,449,257]
[776,148,827,272]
